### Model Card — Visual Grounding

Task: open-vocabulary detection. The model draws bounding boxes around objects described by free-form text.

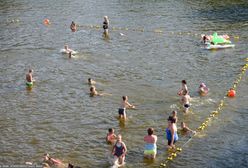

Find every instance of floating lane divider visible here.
[160,58,248,167]
[77,24,240,39]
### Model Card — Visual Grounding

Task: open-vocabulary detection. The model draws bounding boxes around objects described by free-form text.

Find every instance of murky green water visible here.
[0,0,248,167]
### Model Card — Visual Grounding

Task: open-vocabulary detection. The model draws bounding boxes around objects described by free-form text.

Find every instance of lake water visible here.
[0,0,248,167]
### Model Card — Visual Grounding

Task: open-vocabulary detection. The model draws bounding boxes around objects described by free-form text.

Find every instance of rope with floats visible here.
[76,24,240,39]
[159,58,248,167]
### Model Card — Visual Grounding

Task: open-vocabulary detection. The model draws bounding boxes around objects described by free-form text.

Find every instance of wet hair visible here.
[182,80,187,84]
[168,116,176,123]
[29,69,33,73]
[88,78,91,82]
[108,128,114,133]
[147,128,154,135]
[90,86,94,92]
[172,111,177,115]
[122,96,127,101]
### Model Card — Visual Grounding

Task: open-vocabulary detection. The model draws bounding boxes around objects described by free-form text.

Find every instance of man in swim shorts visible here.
[26,69,35,87]
[181,90,191,113]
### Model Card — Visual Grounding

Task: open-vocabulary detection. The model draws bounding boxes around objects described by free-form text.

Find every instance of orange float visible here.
[227,88,236,97]
[43,19,50,25]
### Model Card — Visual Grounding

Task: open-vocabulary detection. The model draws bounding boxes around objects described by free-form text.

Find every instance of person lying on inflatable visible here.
[201,33,230,44]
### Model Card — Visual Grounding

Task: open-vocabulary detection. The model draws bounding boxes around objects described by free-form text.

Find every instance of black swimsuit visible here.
[103,21,108,29]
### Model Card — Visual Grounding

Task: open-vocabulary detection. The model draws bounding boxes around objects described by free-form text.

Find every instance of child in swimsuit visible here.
[118,96,135,120]
[106,128,117,144]
[90,86,103,97]
[26,69,35,87]
[144,128,157,159]
[112,134,127,166]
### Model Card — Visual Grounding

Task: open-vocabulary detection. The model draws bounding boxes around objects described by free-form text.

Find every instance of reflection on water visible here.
[0,0,248,167]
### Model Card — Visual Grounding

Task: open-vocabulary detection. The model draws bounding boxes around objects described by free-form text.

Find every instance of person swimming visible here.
[166,116,178,149]
[106,128,117,144]
[118,96,135,120]
[26,69,35,87]
[144,128,157,159]
[103,16,109,36]
[89,86,103,97]
[112,134,127,166]
[70,21,77,32]
[181,90,191,113]
[88,78,96,85]
[198,83,209,96]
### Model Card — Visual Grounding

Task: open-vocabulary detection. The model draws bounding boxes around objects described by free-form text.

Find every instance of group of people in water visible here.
[24,16,212,167]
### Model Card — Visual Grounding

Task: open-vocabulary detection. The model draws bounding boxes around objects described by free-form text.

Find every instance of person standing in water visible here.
[26,69,35,87]
[181,90,191,113]
[171,110,178,123]
[112,134,127,166]
[166,116,178,149]
[118,96,135,120]
[178,80,188,96]
[144,128,157,159]
[103,16,109,36]
[106,128,117,144]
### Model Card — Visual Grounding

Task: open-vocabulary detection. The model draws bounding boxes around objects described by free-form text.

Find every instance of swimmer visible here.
[166,116,178,149]
[144,128,157,159]
[103,16,109,36]
[178,80,188,96]
[89,86,103,97]
[70,21,77,32]
[171,110,178,123]
[198,83,209,96]
[26,69,35,87]
[112,134,127,166]
[64,45,73,53]
[181,90,191,113]
[69,51,72,58]
[43,153,64,167]
[181,122,196,135]
[118,96,135,120]
[106,128,117,144]
[88,78,96,85]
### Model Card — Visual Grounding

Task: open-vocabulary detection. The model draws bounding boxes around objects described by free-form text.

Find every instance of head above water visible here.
[182,80,187,84]
[29,69,33,73]
[168,116,176,123]
[104,16,108,20]
[90,86,95,92]
[122,96,128,101]
[147,128,154,135]
[181,122,186,128]
[200,83,206,87]
[108,128,114,133]
[64,45,68,50]
[172,110,177,116]
[117,134,122,141]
